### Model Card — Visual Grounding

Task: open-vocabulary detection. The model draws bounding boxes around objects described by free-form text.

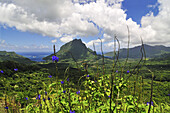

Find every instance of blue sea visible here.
[16,52,52,62]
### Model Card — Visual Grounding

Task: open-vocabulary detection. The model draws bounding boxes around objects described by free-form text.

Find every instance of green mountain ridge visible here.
[0,51,34,64]
[43,39,102,62]
[105,44,170,58]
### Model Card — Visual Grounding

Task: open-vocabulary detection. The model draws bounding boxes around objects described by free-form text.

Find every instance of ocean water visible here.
[16,52,52,62]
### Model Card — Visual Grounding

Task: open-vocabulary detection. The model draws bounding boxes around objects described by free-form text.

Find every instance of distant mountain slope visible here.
[0,51,34,64]
[150,53,170,61]
[43,39,101,61]
[105,44,170,58]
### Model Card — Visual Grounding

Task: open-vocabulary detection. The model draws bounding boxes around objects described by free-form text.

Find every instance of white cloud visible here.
[87,38,104,47]
[0,3,61,37]
[0,1,130,39]
[51,39,57,43]
[60,35,73,43]
[0,1,98,39]
[141,0,170,46]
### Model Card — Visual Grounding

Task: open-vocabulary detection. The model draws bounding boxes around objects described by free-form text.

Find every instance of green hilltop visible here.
[0,51,34,64]
[43,39,103,62]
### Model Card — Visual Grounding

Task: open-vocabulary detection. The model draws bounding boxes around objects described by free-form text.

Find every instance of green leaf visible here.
[42,82,47,87]
[49,83,56,88]
[26,104,33,110]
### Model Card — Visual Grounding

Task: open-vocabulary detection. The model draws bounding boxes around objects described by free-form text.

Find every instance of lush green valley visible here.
[0,39,170,113]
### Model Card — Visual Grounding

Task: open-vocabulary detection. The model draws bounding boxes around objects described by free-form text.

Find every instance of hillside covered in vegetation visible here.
[0,51,34,64]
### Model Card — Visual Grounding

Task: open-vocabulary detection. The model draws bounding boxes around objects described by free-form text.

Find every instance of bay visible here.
[16,52,52,62]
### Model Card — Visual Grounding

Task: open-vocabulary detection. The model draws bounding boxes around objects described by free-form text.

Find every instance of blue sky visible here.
[1,0,169,52]
[122,0,159,24]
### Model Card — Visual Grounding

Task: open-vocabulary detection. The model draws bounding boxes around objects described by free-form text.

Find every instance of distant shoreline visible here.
[16,52,52,62]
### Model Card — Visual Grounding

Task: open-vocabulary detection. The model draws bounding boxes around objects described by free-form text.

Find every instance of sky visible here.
[0,0,169,52]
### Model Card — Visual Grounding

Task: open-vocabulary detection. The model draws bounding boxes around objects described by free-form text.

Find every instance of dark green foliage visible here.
[0,60,41,77]
[38,62,86,85]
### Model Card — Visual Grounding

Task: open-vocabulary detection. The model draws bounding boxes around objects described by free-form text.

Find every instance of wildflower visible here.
[76,90,80,94]
[43,99,45,102]
[86,74,89,77]
[127,70,130,73]
[94,81,97,83]
[146,102,149,106]
[63,90,66,93]
[38,95,41,99]
[45,92,47,95]
[70,110,75,113]
[48,97,50,100]
[0,70,4,73]
[167,94,170,96]
[26,97,28,100]
[108,95,110,97]
[147,101,153,106]
[40,104,42,106]
[36,95,41,100]
[5,107,8,109]
[61,81,64,84]
[52,56,59,62]
[48,75,52,78]
[67,78,69,81]
[116,70,118,73]
[14,68,18,71]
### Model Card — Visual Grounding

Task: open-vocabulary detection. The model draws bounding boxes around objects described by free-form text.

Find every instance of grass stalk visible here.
[98,38,105,75]
[148,69,154,113]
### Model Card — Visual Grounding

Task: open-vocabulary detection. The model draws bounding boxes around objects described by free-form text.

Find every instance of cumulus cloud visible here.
[0,0,98,39]
[60,35,73,43]
[0,3,62,37]
[141,0,170,46]
[0,0,170,52]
